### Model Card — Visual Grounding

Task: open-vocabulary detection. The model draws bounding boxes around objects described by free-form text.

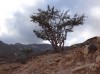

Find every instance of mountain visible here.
[0,41,16,59]
[0,41,52,62]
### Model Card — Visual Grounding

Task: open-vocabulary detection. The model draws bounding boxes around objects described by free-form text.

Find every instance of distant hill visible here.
[0,41,52,62]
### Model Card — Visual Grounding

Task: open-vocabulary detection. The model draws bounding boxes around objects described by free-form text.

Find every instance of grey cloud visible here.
[1,0,100,45]
[4,10,43,44]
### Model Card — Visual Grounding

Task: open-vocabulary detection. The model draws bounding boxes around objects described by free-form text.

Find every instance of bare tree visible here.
[30,5,85,52]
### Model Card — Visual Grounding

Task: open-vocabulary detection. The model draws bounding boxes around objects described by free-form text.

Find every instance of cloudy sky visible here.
[0,0,100,46]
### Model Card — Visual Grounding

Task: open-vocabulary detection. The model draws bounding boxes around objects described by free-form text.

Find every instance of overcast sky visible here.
[0,0,100,46]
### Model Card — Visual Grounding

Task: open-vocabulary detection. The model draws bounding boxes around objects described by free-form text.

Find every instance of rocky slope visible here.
[0,36,100,74]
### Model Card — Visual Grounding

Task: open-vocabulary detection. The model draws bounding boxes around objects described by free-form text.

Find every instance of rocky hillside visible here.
[0,36,100,74]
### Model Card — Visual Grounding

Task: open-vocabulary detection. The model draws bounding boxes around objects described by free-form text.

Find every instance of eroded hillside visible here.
[0,37,100,74]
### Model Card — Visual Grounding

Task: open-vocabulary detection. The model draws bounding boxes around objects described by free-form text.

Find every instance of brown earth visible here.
[0,36,100,74]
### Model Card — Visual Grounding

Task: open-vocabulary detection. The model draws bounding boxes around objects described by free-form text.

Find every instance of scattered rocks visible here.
[0,36,100,74]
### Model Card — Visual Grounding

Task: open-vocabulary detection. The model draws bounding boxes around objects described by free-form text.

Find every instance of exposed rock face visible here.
[83,44,97,56]
[88,44,98,53]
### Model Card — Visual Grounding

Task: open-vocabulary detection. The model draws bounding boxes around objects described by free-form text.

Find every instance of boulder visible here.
[88,44,98,53]
[76,62,82,66]
[72,63,95,74]
[83,44,97,56]
[95,55,100,69]
[72,64,88,74]
[83,45,89,55]
[96,55,100,63]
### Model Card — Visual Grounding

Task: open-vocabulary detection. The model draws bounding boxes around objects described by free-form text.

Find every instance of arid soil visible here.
[0,37,100,74]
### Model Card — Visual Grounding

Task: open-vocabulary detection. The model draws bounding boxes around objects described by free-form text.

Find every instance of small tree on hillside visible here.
[30,5,85,52]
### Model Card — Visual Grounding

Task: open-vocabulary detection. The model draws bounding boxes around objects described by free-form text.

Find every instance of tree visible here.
[30,5,85,52]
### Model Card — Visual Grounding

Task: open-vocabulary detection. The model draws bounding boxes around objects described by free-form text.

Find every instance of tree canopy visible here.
[30,5,85,52]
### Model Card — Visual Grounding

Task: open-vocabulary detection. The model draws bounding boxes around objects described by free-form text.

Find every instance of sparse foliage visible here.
[31,5,85,52]
[22,48,32,56]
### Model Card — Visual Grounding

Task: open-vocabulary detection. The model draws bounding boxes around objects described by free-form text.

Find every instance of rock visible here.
[64,61,73,67]
[95,55,100,69]
[95,63,100,69]
[72,63,95,74]
[97,37,100,42]
[55,57,62,63]
[75,51,84,62]
[96,55,100,63]
[83,45,89,55]
[51,71,56,74]
[88,44,98,53]
[76,62,82,66]
[85,37,99,44]
[83,44,97,56]
[72,64,88,74]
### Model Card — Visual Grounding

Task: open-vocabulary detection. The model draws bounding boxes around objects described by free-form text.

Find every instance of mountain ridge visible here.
[0,41,52,63]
